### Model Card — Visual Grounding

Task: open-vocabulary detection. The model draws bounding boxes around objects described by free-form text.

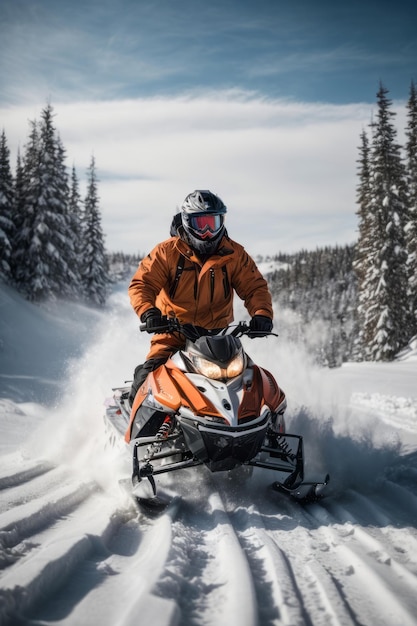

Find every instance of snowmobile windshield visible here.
[190,334,242,363]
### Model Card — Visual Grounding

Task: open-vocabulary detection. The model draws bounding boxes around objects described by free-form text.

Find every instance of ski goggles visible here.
[189,214,223,236]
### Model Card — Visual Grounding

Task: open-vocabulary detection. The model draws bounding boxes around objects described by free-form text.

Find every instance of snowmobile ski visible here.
[272,473,330,503]
[118,476,178,518]
[134,494,174,517]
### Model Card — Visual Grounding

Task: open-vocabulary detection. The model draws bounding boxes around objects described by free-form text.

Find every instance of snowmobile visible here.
[104,318,329,512]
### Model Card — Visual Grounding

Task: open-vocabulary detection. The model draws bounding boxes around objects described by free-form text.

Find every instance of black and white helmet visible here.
[181,190,227,255]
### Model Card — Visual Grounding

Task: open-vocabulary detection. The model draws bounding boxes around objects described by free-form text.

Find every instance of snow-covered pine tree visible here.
[0,130,14,280]
[80,156,109,306]
[405,80,417,336]
[38,104,78,298]
[353,130,375,359]
[13,103,82,300]
[366,83,410,360]
[11,119,43,297]
[68,165,84,288]
[13,105,69,299]
[54,134,82,297]
[10,150,25,281]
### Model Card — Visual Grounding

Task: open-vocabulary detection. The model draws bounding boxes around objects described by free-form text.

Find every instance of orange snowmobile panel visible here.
[124,364,183,442]
[238,365,284,421]
[125,385,147,442]
[167,365,224,417]
[238,366,265,421]
[259,367,285,410]
[150,365,184,410]
[124,362,224,442]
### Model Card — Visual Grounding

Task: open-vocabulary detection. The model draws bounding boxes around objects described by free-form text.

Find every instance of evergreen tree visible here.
[365,84,409,360]
[68,165,84,286]
[12,104,78,300]
[12,119,42,296]
[353,130,375,358]
[54,134,81,296]
[80,156,109,306]
[11,150,25,280]
[0,130,14,280]
[405,80,417,335]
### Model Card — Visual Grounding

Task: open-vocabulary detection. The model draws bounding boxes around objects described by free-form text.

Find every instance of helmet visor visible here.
[189,214,222,238]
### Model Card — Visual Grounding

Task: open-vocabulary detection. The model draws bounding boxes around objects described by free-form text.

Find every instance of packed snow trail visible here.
[1,283,417,625]
[1,446,417,626]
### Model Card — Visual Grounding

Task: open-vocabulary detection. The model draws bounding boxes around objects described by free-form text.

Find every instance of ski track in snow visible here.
[1,291,417,626]
[1,442,417,626]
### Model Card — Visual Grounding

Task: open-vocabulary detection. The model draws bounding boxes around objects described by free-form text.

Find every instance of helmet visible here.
[181,190,227,255]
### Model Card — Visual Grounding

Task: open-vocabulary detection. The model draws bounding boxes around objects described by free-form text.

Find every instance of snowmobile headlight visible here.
[225,351,245,378]
[191,349,245,380]
[192,356,223,379]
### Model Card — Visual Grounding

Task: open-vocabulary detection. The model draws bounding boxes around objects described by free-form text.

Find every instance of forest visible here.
[0,104,109,306]
[266,245,357,366]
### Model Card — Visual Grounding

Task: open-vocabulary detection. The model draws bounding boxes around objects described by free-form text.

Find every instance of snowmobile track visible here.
[0,459,54,490]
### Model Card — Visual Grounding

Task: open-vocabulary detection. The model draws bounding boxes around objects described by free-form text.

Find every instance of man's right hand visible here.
[248,315,273,338]
[140,307,166,333]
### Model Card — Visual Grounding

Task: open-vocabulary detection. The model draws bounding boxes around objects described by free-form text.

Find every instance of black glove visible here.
[248,315,273,338]
[141,307,166,333]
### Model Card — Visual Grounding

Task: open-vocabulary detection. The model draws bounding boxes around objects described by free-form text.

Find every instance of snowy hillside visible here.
[1,280,417,626]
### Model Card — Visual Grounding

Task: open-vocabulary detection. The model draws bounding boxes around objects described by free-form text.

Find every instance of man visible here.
[128,189,274,405]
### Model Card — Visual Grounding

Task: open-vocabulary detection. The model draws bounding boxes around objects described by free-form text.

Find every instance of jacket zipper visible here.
[210,268,215,301]
[193,265,199,300]
[222,266,230,298]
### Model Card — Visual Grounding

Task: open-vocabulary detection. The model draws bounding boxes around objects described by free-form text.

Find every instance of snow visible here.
[1,279,417,625]
[256,259,289,276]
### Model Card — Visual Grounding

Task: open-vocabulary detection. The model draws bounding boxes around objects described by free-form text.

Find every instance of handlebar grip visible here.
[139,317,172,333]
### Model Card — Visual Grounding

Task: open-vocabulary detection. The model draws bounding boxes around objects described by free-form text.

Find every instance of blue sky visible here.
[1,0,416,255]
[1,0,416,105]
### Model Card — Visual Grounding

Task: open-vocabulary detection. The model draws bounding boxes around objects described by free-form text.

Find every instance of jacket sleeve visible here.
[230,246,273,319]
[128,242,171,319]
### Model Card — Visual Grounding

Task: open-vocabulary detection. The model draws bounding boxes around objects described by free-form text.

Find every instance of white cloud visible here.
[0,91,406,256]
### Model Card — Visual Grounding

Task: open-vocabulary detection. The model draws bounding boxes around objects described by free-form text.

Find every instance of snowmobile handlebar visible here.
[139,317,277,339]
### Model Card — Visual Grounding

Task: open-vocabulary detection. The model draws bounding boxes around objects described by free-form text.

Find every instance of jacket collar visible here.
[174,235,234,263]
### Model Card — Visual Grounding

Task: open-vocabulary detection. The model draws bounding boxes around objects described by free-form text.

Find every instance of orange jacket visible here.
[128,235,273,328]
